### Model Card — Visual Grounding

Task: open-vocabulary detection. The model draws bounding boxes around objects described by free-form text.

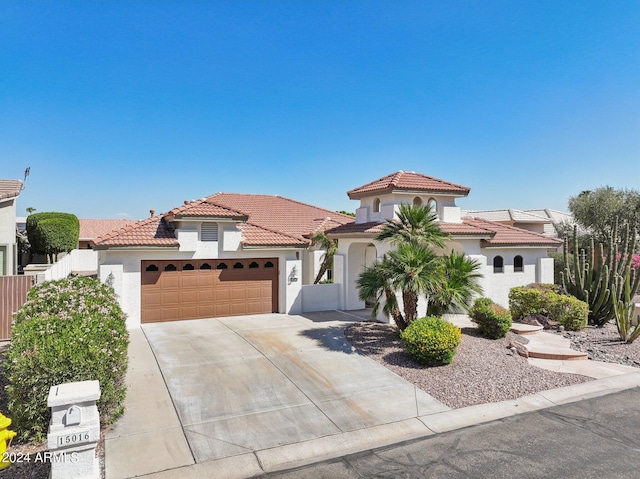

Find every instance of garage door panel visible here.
[180,274,198,288]
[141,258,278,323]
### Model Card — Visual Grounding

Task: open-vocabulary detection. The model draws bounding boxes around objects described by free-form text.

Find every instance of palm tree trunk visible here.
[402,290,418,325]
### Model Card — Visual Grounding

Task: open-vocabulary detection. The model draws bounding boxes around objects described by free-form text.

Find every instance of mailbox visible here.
[47,381,101,479]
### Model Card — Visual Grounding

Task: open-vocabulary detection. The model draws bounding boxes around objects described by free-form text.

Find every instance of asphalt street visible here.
[264,387,640,479]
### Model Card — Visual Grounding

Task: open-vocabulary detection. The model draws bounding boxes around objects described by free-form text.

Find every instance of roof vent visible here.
[150,209,155,218]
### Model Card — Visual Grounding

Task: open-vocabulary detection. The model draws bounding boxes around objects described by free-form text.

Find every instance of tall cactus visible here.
[561,221,640,327]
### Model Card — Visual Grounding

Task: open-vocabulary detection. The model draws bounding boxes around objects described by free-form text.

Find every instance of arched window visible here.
[264,261,274,268]
[200,263,212,270]
[216,262,228,270]
[413,197,422,207]
[164,263,177,272]
[182,263,195,270]
[427,198,437,212]
[249,261,259,269]
[514,255,524,273]
[233,262,244,269]
[145,264,158,272]
[373,198,381,213]
[493,256,504,274]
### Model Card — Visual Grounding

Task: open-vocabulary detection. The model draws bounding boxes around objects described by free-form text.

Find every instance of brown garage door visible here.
[141,258,279,323]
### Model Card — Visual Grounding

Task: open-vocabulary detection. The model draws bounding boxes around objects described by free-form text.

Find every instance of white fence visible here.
[36,250,98,283]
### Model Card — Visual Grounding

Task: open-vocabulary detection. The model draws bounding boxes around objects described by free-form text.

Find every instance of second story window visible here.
[373,198,381,213]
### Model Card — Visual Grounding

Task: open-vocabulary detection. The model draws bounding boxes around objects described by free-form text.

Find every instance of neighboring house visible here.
[79,219,138,249]
[463,208,574,237]
[93,171,562,329]
[0,179,23,275]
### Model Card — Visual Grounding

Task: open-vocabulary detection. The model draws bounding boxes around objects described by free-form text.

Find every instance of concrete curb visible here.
[137,372,640,478]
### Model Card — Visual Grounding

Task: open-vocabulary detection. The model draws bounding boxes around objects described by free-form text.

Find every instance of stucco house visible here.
[93,171,562,329]
[0,179,23,275]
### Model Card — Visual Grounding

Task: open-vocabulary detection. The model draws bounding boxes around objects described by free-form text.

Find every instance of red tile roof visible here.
[92,216,178,248]
[327,217,562,248]
[205,193,354,242]
[466,218,563,247]
[347,171,470,199]
[0,180,23,201]
[79,219,138,240]
[166,198,248,220]
[92,193,354,249]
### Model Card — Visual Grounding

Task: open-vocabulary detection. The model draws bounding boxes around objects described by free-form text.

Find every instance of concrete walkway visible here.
[105,313,640,479]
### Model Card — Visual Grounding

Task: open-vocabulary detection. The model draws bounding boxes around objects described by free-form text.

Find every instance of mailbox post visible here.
[47,380,101,479]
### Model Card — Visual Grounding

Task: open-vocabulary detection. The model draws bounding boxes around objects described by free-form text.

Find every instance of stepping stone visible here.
[510,323,543,335]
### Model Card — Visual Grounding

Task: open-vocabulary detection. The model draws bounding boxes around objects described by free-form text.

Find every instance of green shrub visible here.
[469,298,512,339]
[548,294,588,331]
[508,286,548,320]
[6,276,129,441]
[26,212,79,262]
[400,316,461,366]
[508,284,588,331]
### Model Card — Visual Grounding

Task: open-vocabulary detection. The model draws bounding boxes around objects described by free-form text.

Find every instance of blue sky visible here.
[2,1,639,220]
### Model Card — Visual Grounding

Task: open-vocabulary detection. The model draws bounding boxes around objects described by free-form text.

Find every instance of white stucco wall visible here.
[0,199,17,275]
[301,283,341,312]
[477,248,554,308]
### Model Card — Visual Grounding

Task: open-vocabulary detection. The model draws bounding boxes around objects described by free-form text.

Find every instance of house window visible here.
[373,198,381,213]
[514,255,524,273]
[427,198,437,212]
[413,197,422,207]
[201,223,218,241]
[493,256,504,274]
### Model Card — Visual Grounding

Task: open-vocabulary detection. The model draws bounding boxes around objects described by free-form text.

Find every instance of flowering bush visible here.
[5,276,129,441]
[400,316,461,366]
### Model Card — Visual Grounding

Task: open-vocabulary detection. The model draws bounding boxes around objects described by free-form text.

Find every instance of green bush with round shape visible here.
[5,276,129,442]
[508,284,588,331]
[470,298,512,339]
[400,316,461,366]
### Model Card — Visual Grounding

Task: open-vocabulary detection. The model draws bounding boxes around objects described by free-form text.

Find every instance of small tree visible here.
[310,232,338,284]
[26,212,79,263]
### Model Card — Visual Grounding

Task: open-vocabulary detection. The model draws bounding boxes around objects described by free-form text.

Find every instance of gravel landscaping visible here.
[344,319,640,409]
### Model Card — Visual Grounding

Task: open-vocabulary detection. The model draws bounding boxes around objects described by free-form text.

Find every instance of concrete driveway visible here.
[105,312,451,479]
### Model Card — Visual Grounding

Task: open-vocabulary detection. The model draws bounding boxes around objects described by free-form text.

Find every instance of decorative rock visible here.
[508,341,529,358]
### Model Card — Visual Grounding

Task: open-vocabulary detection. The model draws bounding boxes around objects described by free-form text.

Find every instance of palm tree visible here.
[310,231,338,284]
[427,251,483,317]
[387,242,442,324]
[357,242,441,330]
[356,259,405,329]
[376,203,449,247]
